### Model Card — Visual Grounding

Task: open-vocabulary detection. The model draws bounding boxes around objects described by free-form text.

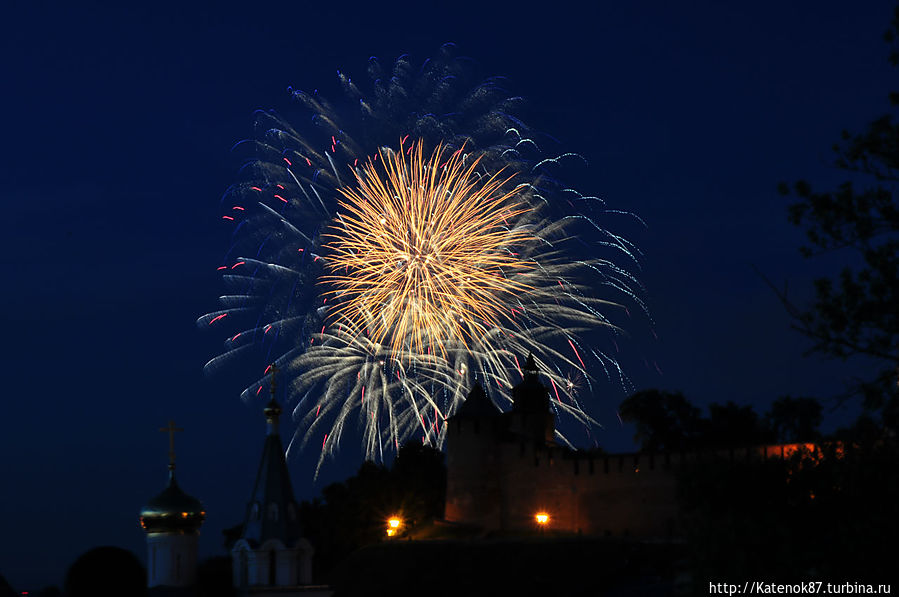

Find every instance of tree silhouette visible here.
[620,391,827,450]
[679,425,899,583]
[63,546,146,597]
[777,5,899,416]
[705,401,770,448]
[765,396,822,443]
[298,442,446,581]
[0,575,16,597]
[618,389,703,451]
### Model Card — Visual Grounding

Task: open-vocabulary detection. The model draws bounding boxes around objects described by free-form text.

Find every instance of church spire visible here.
[239,364,303,547]
[264,363,282,436]
[232,368,314,588]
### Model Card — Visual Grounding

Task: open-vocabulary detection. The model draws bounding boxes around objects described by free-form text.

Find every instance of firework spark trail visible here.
[198,46,649,475]
[322,140,534,357]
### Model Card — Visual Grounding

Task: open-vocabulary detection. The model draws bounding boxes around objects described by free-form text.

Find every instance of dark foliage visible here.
[705,401,770,448]
[777,6,899,416]
[298,442,446,581]
[619,391,804,451]
[618,388,899,584]
[329,539,682,597]
[678,437,899,583]
[0,576,16,597]
[618,389,705,451]
[64,546,147,597]
[765,396,823,443]
[673,11,899,582]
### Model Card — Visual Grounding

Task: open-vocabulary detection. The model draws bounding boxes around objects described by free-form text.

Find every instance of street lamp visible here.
[386,516,403,537]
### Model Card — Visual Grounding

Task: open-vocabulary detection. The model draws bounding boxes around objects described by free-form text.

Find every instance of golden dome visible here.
[139,471,206,534]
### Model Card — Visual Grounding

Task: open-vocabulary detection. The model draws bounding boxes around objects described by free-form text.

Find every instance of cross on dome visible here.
[159,420,183,471]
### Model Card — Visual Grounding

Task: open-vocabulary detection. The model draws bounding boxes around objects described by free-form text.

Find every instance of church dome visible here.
[140,471,206,534]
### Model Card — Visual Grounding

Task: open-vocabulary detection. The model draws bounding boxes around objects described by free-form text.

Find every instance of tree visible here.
[618,389,703,451]
[620,391,827,450]
[64,547,146,597]
[765,396,822,443]
[777,6,899,414]
[678,442,899,582]
[391,441,446,522]
[704,401,771,448]
[297,442,446,580]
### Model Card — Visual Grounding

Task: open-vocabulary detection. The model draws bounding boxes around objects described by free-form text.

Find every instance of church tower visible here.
[232,366,314,594]
[140,420,206,589]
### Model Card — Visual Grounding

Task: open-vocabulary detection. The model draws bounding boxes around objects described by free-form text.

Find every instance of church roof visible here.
[456,383,501,418]
[140,421,205,535]
[240,397,303,548]
[140,470,206,534]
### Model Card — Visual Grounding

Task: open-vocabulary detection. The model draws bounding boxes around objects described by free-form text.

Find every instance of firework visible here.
[199,46,647,473]
[323,140,533,356]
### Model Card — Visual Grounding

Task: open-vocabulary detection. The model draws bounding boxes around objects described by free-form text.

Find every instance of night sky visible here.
[1,1,893,590]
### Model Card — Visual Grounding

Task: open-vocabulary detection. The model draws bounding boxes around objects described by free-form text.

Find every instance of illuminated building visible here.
[230,369,319,595]
[139,420,206,589]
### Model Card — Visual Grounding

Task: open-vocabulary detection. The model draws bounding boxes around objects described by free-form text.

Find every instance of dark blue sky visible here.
[1,0,894,590]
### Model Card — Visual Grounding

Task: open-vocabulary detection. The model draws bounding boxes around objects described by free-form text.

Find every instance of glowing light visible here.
[322,141,532,357]
[386,516,402,537]
[535,512,549,525]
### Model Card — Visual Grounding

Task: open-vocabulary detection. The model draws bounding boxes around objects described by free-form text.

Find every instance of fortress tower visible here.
[444,382,503,528]
[507,353,555,444]
[444,353,556,529]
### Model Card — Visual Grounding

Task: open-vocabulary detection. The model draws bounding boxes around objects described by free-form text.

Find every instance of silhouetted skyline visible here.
[1,1,893,590]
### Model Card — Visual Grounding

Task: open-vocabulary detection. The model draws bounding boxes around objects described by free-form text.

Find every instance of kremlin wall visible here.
[444,354,818,538]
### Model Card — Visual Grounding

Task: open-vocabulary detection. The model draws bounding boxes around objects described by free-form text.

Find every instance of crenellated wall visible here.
[446,405,817,538]
[492,442,683,537]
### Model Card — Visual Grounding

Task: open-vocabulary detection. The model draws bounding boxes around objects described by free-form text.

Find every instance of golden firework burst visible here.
[322,140,535,356]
